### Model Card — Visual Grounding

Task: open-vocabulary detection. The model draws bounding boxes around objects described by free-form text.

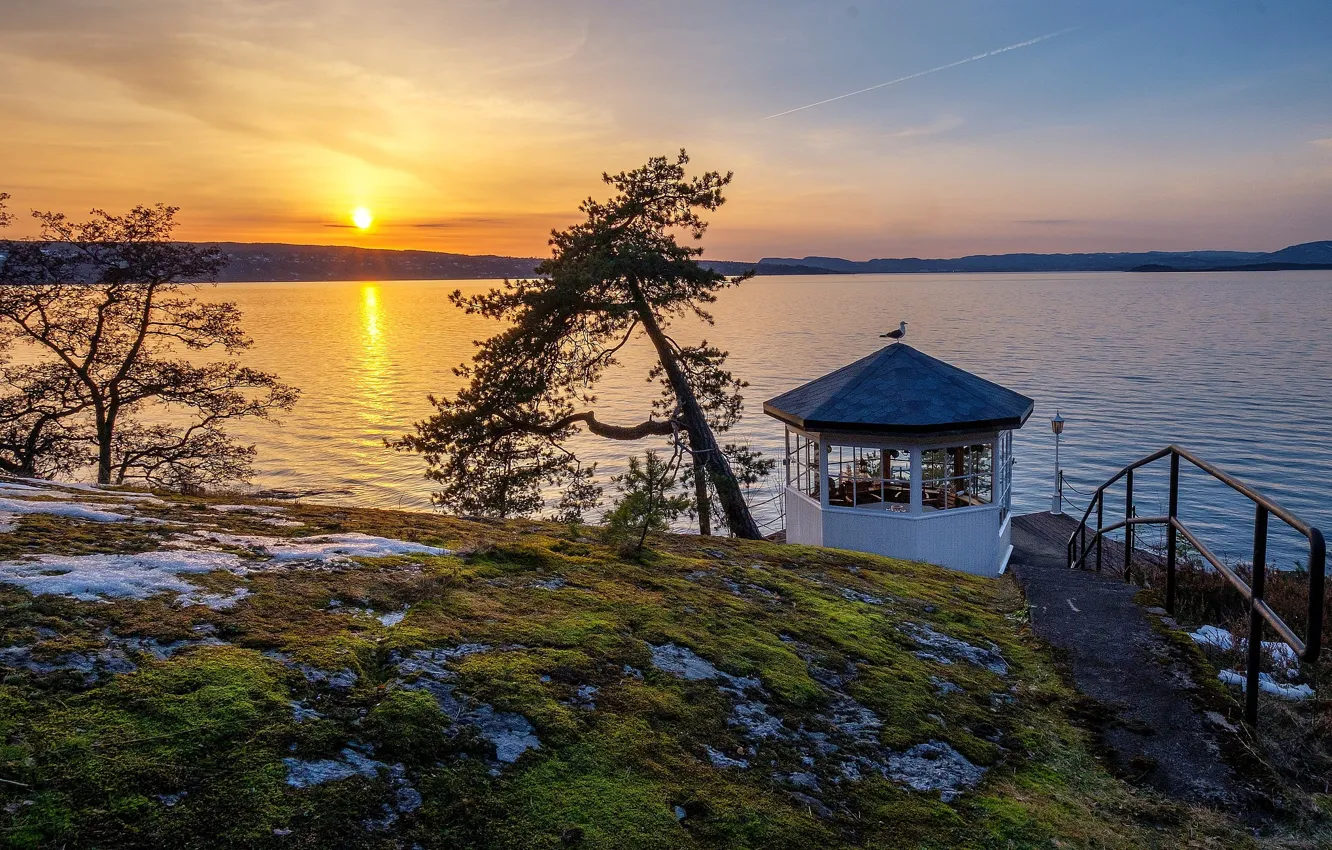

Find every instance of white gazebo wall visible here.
[821,503,1010,577]
[782,426,1015,577]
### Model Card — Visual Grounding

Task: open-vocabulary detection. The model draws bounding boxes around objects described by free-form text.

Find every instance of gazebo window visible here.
[922,444,993,510]
[828,444,910,508]
[788,431,821,499]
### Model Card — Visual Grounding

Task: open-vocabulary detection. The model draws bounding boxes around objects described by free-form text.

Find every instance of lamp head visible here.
[1051,410,1065,436]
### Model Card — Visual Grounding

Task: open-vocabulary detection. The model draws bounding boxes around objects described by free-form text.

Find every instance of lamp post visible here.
[1051,411,1065,515]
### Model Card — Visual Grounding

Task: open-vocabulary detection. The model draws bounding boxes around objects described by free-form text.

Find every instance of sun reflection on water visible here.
[357,285,389,441]
[362,284,381,343]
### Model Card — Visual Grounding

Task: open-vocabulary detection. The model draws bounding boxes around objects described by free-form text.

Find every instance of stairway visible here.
[1009,512,1236,805]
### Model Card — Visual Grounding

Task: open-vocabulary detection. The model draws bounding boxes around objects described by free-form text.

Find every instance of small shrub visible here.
[602,451,692,555]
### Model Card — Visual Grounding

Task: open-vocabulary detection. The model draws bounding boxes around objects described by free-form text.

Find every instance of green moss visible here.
[365,689,453,763]
[0,494,1291,848]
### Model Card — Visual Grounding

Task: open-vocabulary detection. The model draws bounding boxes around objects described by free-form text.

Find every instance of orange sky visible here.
[3,1,1330,260]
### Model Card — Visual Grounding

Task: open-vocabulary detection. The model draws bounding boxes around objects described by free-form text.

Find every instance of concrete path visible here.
[1010,512,1236,805]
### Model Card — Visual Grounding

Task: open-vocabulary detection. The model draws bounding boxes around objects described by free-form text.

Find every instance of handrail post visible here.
[1124,469,1134,582]
[1096,492,1104,572]
[1246,504,1268,727]
[1308,529,1325,663]
[1166,451,1180,614]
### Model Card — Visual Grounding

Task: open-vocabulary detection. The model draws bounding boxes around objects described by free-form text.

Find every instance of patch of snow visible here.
[0,496,133,523]
[17,477,107,493]
[1191,625,1298,668]
[1217,669,1314,700]
[262,518,306,528]
[12,478,165,504]
[186,531,448,563]
[0,550,244,603]
[0,481,51,494]
[189,587,251,610]
[377,609,408,627]
[0,512,17,533]
[283,748,386,788]
[528,578,566,591]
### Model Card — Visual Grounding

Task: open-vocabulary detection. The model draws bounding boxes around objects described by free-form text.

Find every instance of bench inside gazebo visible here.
[765,342,1034,577]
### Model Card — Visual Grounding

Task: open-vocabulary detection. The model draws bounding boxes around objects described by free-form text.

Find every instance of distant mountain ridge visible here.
[195,243,830,282]
[158,239,1332,282]
[759,240,1332,274]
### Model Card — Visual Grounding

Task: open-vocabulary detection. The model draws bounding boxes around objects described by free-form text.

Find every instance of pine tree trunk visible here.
[630,290,761,539]
[692,448,711,536]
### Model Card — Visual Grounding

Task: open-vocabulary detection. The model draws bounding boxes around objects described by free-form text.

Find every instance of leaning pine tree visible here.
[395,150,764,538]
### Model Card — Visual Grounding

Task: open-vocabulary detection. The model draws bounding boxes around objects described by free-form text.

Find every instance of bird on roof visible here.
[880,321,907,341]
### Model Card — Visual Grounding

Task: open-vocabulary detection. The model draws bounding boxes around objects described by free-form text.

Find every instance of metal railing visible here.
[1066,445,1325,727]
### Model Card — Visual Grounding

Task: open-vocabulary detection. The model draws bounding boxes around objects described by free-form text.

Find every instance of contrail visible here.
[762,27,1078,120]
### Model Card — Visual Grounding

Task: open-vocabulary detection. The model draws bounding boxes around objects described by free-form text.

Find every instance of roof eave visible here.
[764,399,1034,437]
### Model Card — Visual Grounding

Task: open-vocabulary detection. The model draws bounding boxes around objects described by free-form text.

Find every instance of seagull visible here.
[880,321,908,341]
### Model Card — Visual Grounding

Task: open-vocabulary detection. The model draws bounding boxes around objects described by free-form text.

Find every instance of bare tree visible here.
[0,199,297,486]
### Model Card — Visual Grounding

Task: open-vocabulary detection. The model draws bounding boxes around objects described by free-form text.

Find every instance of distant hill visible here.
[187,243,834,283]
[760,240,1332,274]
[16,239,1325,283]
[1127,241,1332,273]
[203,243,541,282]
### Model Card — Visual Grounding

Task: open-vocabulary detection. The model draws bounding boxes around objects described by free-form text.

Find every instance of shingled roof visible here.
[763,343,1033,435]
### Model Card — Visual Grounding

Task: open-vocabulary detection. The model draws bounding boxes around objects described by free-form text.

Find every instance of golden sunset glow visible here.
[351,207,374,230]
[1,3,1328,258]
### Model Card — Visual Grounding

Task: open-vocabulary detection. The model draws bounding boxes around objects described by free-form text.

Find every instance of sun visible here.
[351,207,374,230]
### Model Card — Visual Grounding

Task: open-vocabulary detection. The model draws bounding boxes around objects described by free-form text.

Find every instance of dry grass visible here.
[1124,535,1332,800]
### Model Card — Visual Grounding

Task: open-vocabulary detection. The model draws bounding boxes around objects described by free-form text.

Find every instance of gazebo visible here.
[764,343,1033,577]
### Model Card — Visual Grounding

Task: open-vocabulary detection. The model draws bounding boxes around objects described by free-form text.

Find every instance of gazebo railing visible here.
[1065,445,1325,728]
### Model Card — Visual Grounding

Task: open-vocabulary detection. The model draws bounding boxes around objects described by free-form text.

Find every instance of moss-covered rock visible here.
[0,482,1299,847]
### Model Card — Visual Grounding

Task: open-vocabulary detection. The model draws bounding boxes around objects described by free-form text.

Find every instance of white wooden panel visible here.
[785,487,823,546]
[819,505,1004,577]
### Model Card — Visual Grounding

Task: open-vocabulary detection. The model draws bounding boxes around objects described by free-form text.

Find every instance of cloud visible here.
[1313,138,1332,149]
[1015,219,1082,226]
[889,115,964,138]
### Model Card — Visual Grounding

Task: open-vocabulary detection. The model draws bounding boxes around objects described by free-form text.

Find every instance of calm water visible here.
[208,272,1332,567]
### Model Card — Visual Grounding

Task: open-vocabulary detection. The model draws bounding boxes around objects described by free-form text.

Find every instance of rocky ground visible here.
[0,479,1310,848]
